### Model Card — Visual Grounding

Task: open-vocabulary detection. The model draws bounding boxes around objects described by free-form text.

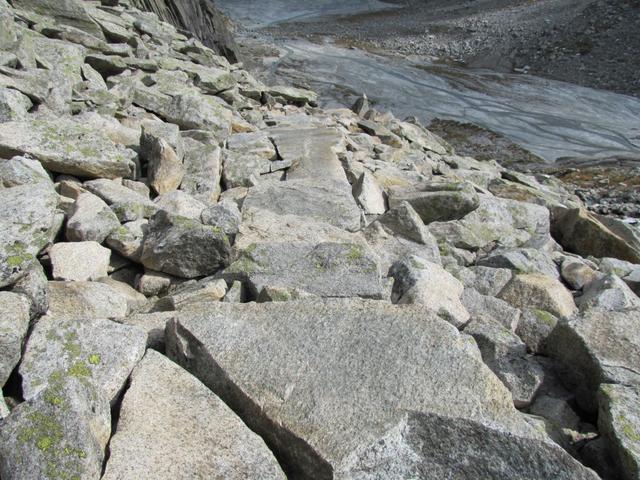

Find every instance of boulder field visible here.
[0,0,639,479]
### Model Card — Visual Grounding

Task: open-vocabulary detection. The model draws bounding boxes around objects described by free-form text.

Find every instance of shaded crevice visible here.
[165,319,332,480]
[101,375,132,476]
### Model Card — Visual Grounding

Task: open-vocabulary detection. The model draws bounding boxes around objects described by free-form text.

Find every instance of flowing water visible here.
[217,0,640,163]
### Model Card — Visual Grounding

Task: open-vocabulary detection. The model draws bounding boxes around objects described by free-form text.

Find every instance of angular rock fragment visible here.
[478,247,559,279]
[180,138,222,203]
[0,183,58,288]
[465,315,544,407]
[353,171,386,215]
[337,411,597,480]
[0,292,30,387]
[577,274,640,312]
[66,192,120,242]
[154,277,227,311]
[357,119,403,147]
[430,195,550,251]
[163,93,232,139]
[269,127,344,182]
[461,287,521,331]
[242,179,362,232]
[106,220,147,262]
[141,122,185,194]
[390,255,469,327]
[167,299,595,480]
[561,258,599,290]
[0,116,137,179]
[154,190,206,219]
[546,308,640,413]
[553,207,640,264]
[102,350,285,479]
[268,85,317,105]
[0,378,110,480]
[516,308,559,353]
[389,182,480,224]
[140,210,232,278]
[20,315,146,404]
[0,156,51,188]
[598,383,640,480]
[201,200,241,235]
[11,0,105,39]
[499,273,577,318]
[10,262,48,318]
[226,240,383,299]
[46,281,130,319]
[49,242,111,281]
[0,87,32,122]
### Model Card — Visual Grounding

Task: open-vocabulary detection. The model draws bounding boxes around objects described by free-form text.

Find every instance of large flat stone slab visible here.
[0,116,137,179]
[102,350,286,479]
[242,179,362,232]
[166,299,589,479]
[19,316,146,404]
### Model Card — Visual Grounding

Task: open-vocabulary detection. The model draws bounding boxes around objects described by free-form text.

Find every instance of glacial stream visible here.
[217,0,640,163]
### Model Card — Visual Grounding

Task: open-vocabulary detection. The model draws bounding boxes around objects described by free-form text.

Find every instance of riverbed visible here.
[217,0,640,164]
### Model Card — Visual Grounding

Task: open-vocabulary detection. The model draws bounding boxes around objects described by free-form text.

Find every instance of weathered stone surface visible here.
[268,85,317,105]
[553,207,640,264]
[66,192,120,242]
[167,299,593,479]
[0,378,110,480]
[83,178,158,221]
[140,210,232,278]
[20,315,146,404]
[49,242,110,281]
[353,171,386,215]
[499,273,577,318]
[201,200,241,235]
[141,122,185,194]
[363,201,441,273]
[135,270,173,297]
[389,182,479,224]
[155,190,206,219]
[242,179,362,232]
[461,287,521,331]
[226,240,383,299]
[10,262,48,318]
[96,277,147,314]
[516,308,559,353]
[180,138,222,203]
[0,183,58,288]
[598,383,640,480]
[430,195,550,252]
[465,315,544,407]
[0,292,30,387]
[269,127,344,182]
[546,308,640,413]
[577,274,640,312]
[106,220,147,262]
[561,258,599,290]
[357,118,403,147]
[390,255,469,327]
[336,411,597,480]
[392,120,449,154]
[154,277,227,311]
[0,156,50,188]
[46,281,129,319]
[477,248,559,279]
[0,116,137,179]
[456,265,513,296]
[103,350,285,479]
[164,93,232,139]
[12,0,104,37]
[0,87,32,122]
